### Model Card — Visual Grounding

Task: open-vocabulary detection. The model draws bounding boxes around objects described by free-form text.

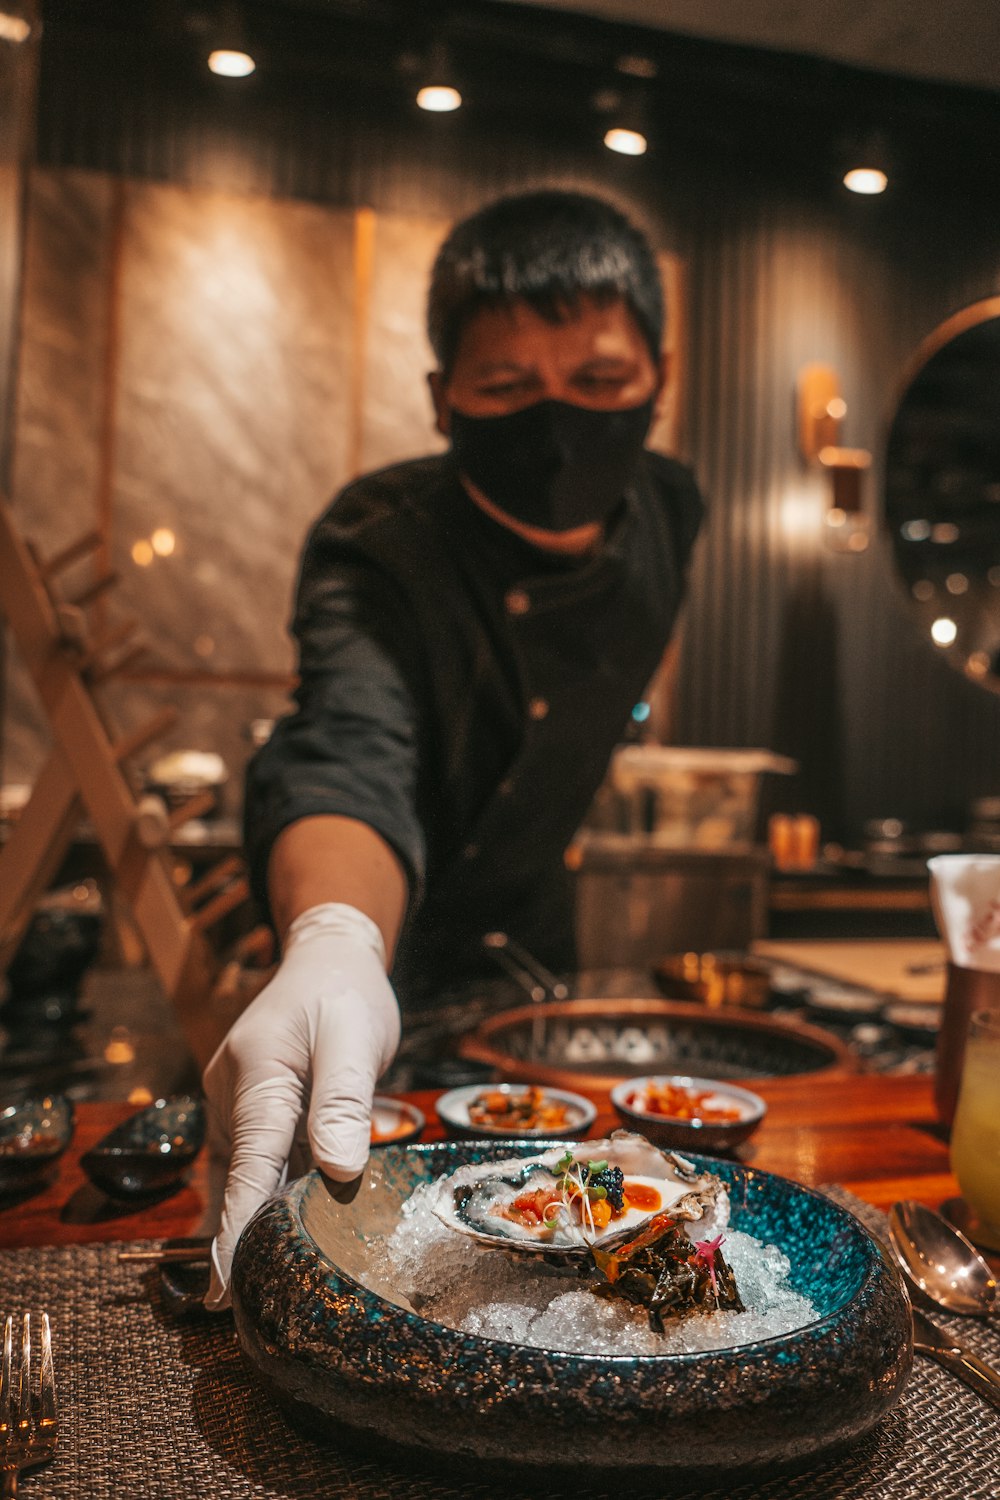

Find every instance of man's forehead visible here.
[452,293,647,368]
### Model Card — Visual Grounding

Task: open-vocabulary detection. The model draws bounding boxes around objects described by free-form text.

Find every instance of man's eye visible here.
[478,380,534,397]
[575,374,628,390]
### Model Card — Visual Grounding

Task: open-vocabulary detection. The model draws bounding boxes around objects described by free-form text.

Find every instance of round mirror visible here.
[885,297,1000,690]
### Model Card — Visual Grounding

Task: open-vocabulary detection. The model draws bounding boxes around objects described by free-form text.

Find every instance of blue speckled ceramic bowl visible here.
[81,1094,204,1197]
[230,1142,912,1487]
[0,1094,74,1193]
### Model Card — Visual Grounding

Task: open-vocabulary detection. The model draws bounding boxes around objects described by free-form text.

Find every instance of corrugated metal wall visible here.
[28,37,1000,843]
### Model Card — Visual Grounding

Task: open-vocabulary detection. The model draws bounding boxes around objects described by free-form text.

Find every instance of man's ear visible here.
[428,371,450,438]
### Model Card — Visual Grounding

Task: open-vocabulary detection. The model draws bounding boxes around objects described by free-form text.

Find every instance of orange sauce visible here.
[623,1181,662,1211]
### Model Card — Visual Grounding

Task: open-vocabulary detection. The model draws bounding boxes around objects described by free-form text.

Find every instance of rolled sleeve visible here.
[243,546,427,917]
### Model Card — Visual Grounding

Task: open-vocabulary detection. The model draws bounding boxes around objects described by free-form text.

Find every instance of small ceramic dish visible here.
[611,1074,766,1152]
[81,1094,205,1197]
[0,1094,74,1193]
[436,1082,597,1139]
[370,1096,425,1147]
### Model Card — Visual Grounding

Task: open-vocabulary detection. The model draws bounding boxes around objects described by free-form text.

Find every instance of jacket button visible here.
[498,778,515,795]
[528,697,549,720]
[462,842,479,860]
[505,588,531,616]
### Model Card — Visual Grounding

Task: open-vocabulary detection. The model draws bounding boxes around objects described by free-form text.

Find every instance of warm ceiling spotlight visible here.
[208,48,256,77]
[843,167,888,195]
[604,127,647,157]
[930,617,958,647]
[0,12,31,42]
[417,84,462,112]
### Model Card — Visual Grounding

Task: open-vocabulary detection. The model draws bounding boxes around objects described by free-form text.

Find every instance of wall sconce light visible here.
[797,363,872,552]
[0,11,32,44]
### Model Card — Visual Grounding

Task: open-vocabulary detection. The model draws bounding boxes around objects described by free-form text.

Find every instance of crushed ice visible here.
[362,1178,817,1356]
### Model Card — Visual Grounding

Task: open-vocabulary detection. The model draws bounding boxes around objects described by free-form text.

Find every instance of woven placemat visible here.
[2,1191,998,1500]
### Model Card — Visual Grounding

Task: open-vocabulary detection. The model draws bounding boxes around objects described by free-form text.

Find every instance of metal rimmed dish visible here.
[611,1074,766,1152]
[458,998,854,1099]
[435,1082,596,1140]
[230,1140,911,1487]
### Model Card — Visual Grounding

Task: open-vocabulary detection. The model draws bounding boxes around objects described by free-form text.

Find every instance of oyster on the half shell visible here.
[428,1131,729,1261]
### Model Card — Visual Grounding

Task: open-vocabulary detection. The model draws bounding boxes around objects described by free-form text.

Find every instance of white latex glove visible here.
[202,901,401,1310]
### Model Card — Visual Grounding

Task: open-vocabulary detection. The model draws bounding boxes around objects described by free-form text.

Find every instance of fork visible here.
[0,1314,59,1497]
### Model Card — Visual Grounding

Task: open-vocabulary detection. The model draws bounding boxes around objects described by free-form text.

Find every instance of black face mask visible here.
[448,397,655,533]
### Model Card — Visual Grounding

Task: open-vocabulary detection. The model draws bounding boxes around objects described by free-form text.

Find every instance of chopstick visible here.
[117,1244,211,1265]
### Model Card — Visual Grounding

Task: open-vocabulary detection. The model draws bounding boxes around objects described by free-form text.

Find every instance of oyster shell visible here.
[428,1131,728,1261]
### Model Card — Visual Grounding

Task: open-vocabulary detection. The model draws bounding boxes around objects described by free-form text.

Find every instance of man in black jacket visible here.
[204,189,704,1306]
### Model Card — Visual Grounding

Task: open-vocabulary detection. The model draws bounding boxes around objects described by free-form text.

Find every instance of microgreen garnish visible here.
[693,1234,726,1298]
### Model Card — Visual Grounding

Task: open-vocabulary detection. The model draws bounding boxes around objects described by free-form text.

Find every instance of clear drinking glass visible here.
[949,1009,1000,1249]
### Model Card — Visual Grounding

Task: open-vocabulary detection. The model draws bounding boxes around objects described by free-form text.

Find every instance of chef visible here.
[203,188,705,1306]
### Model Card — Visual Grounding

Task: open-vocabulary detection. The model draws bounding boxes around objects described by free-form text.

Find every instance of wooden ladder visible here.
[0,494,257,1067]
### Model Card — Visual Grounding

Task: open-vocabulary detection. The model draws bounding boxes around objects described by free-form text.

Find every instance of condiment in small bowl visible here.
[611,1074,766,1152]
[81,1095,205,1198]
[0,1094,74,1193]
[436,1082,597,1140]
[370,1096,424,1147]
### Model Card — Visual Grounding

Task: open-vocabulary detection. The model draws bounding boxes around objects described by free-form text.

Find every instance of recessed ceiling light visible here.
[843,167,888,195]
[930,617,958,647]
[208,49,256,78]
[417,85,462,112]
[604,127,647,157]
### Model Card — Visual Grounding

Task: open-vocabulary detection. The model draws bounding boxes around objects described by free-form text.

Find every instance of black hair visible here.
[427,189,664,373]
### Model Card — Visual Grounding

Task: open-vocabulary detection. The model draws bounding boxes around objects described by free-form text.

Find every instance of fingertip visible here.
[204,1239,233,1312]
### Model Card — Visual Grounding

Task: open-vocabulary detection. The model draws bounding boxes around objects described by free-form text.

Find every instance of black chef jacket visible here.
[244,450,704,1007]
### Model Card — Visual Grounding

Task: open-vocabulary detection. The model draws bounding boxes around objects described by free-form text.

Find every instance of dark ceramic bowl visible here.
[4,883,103,1004]
[230,1142,912,1488]
[611,1073,766,1152]
[0,1094,74,1193]
[81,1095,204,1197]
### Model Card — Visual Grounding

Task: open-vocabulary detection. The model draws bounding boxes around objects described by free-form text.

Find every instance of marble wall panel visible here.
[360,211,449,474]
[10,167,115,552]
[4,166,115,787]
[111,183,356,676]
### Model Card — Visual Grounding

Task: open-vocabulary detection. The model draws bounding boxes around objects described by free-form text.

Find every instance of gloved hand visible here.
[202,901,401,1309]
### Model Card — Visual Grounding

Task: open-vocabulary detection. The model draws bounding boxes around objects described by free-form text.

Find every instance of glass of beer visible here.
[950,1009,1000,1249]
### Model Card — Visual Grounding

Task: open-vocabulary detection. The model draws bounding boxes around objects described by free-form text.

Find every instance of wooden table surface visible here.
[0,1072,974,1252]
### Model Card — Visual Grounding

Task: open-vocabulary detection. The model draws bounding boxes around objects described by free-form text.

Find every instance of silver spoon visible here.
[888,1200,997,1317]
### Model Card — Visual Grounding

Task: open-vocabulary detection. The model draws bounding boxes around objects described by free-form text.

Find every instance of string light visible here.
[931,617,958,647]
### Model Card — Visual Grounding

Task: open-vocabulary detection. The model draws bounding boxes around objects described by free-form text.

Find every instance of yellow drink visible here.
[950,1010,1000,1250]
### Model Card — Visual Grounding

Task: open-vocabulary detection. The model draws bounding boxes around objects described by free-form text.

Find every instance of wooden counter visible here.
[0,1072,962,1250]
